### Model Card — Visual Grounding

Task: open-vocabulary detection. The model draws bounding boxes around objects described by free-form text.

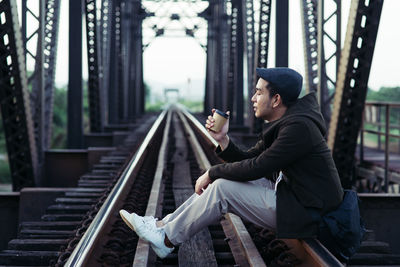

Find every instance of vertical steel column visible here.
[328,0,383,188]
[203,4,214,113]
[232,0,244,125]
[117,0,126,122]
[85,0,103,132]
[68,0,84,148]
[121,0,132,122]
[245,0,255,128]
[0,0,37,190]
[130,0,145,117]
[108,1,119,124]
[219,0,230,111]
[300,0,318,93]
[212,1,223,110]
[100,0,112,124]
[275,0,288,67]
[43,0,61,149]
[252,0,272,133]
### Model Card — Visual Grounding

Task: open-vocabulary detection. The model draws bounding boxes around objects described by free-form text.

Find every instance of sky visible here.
[20,0,400,100]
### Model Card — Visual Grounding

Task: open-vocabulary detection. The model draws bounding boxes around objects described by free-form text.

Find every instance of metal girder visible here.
[99,0,112,124]
[300,0,318,93]
[0,0,38,190]
[255,0,271,69]
[117,0,126,122]
[108,0,119,124]
[228,0,244,125]
[43,0,61,149]
[251,0,271,133]
[275,0,288,67]
[130,0,146,118]
[67,0,84,148]
[317,0,341,127]
[85,0,103,132]
[21,0,45,175]
[328,0,383,188]
[203,1,229,114]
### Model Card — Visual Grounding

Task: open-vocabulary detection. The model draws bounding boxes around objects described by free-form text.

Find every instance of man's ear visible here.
[272,94,282,108]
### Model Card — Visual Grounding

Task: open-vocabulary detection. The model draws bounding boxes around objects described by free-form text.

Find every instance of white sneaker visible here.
[119,210,173,258]
[119,210,156,233]
[146,227,174,259]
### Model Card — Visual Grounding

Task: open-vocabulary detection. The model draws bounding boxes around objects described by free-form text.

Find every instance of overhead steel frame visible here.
[317,0,341,127]
[85,0,103,132]
[328,0,383,188]
[0,0,38,190]
[300,0,318,93]
[251,0,272,133]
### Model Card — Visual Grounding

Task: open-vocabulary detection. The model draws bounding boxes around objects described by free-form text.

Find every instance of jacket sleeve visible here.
[209,121,313,181]
[215,138,265,162]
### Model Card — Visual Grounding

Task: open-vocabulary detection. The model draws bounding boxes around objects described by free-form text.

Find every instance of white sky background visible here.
[19,0,400,98]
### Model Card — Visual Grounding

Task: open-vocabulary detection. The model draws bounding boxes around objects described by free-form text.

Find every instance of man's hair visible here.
[266,82,296,107]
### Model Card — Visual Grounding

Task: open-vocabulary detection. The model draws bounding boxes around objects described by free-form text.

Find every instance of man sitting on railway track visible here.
[120,67,345,260]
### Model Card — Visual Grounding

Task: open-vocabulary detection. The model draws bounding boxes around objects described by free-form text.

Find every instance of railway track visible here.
[2,106,399,266]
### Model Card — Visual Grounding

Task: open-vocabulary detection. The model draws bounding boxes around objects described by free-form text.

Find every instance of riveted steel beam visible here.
[85,0,103,132]
[328,0,383,188]
[0,0,38,190]
[317,0,341,127]
[300,0,318,94]
[252,0,271,133]
[275,0,288,67]
[67,0,84,148]
[43,0,61,149]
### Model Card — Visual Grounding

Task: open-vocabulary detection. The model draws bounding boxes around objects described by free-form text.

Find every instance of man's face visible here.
[251,78,275,121]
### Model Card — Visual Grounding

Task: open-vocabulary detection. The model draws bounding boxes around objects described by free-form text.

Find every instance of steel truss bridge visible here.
[1,0,400,265]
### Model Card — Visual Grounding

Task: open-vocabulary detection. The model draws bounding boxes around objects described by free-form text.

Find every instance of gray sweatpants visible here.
[163,178,277,245]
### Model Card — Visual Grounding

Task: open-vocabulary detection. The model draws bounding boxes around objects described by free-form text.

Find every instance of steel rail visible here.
[177,108,267,267]
[179,107,343,267]
[64,110,167,266]
[133,110,172,266]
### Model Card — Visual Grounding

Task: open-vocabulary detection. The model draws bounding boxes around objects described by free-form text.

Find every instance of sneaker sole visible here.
[119,210,136,232]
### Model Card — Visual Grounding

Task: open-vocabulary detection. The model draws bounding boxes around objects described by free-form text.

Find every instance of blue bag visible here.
[319,190,366,261]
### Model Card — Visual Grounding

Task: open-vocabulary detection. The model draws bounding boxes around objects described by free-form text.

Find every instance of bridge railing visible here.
[359,101,400,192]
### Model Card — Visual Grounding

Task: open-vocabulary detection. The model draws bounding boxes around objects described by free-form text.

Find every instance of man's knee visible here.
[210,178,238,195]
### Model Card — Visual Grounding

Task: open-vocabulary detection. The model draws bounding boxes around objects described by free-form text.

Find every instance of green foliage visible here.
[367,87,400,102]
[145,101,165,112]
[51,87,68,148]
[178,99,203,112]
[0,158,11,184]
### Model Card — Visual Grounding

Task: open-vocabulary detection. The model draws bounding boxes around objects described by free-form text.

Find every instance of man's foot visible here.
[148,229,175,259]
[119,210,174,258]
[119,209,156,233]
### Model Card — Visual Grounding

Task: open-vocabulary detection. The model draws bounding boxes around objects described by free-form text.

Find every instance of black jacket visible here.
[209,93,344,238]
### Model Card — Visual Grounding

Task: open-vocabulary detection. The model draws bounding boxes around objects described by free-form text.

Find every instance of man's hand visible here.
[205,109,230,149]
[195,170,212,195]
